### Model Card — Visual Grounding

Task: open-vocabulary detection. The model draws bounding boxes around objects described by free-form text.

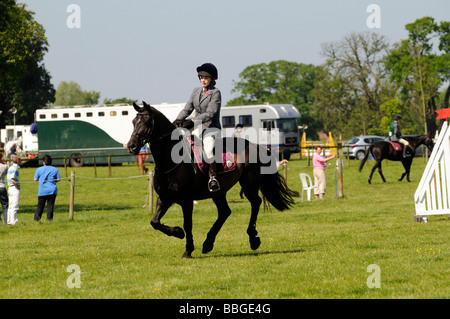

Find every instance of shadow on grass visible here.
[195,248,305,259]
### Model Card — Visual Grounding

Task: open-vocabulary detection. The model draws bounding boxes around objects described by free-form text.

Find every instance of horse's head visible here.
[127,101,155,154]
[424,133,435,153]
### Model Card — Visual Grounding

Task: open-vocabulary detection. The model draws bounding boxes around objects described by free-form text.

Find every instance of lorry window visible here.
[239,115,252,127]
[262,120,275,131]
[51,114,57,119]
[122,111,128,116]
[39,114,46,119]
[63,113,69,118]
[222,116,235,128]
[276,119,298,132]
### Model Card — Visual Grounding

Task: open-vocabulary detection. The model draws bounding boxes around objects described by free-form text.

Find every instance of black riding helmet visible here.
[393,114,402,121]
[197,63,218,80]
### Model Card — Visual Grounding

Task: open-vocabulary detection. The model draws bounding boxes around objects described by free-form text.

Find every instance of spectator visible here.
[34,155,61,222]
[233,124,243,138]
[138,144,149,174]
[6,156,21,225]
[0,153,8,223]
[313,145,336,199]
[10,143,17,160]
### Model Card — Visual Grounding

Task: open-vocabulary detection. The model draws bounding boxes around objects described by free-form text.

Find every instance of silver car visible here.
[343,135,386,160]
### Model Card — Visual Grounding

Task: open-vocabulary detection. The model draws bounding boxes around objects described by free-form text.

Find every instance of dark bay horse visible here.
[127,102,296,258]
[359,134,434,184]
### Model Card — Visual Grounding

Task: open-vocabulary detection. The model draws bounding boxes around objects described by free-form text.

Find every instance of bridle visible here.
[131,113,154,145]
[131,111,185,176]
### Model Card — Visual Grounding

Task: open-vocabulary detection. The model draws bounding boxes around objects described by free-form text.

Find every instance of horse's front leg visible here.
[151,197,185,239]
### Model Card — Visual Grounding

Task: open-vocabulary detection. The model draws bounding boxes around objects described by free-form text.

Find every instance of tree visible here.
[53,81,100,106]
[386,17,450,135]
[84,91,101,105]
[103,97,138,105]
[0,0,55,126]
[316,32,394,138]
[228,60,322,138]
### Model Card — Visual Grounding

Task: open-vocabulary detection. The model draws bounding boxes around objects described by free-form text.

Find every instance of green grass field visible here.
[0,157,448,299]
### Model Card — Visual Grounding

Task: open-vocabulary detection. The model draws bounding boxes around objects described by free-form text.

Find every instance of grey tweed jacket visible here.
[176,86,222,131]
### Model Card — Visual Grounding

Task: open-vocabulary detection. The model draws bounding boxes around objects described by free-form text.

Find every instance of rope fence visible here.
[64,171,154,220]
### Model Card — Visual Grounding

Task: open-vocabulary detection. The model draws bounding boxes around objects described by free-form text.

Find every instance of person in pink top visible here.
[313,145,336,199]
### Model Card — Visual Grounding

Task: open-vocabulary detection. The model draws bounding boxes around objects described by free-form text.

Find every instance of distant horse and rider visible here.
[127,102,297,258]
[359,134,434,184]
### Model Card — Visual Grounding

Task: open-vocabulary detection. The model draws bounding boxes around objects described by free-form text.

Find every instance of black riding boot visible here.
[208,162,220,192]
[403,145,412,158]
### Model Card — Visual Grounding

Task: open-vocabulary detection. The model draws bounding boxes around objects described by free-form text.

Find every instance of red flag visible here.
[436,108,450,120]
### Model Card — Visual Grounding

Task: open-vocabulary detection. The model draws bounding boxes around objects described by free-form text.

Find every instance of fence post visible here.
[64,156,68,178]
[337,159,344,198]
[69,171,75,220]
[93,156,97,177]
[108,155,112,177]
[148,171,154,214]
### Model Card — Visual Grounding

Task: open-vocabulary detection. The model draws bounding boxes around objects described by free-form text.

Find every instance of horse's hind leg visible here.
[181,200,194,258]
[368,162,378,184]
[377,161,387,183]
[202,195,231,254]
[399,160,412,182]
[243,188,262,251]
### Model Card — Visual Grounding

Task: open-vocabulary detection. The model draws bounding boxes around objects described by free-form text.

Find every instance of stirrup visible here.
[403,147,412,158]
[208,178,220,192]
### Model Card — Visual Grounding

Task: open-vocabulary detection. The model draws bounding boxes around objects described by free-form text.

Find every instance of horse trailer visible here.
[220,104,301,159]
[34,102,300,166]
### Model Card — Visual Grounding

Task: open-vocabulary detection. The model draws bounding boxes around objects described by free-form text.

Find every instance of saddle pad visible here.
[188,137,236,173]
[389,141,402,151]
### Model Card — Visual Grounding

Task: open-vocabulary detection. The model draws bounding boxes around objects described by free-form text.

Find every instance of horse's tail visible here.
[359,145,373,172]
[260,171,297,211]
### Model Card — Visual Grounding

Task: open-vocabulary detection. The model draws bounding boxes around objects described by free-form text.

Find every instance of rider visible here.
[389,114,412,158]
[174,63,222,192]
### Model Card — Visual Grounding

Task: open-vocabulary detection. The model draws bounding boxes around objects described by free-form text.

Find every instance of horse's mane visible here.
[149,105,176,132]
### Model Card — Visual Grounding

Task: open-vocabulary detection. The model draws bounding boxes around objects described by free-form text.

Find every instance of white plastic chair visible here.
[299,173,318,201]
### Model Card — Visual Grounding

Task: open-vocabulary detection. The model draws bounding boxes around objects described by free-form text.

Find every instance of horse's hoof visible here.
[250,237,261,250]
[173,227,185,239]
[182,250,192,259]
[202,241,214,254]
[368,180,371,184]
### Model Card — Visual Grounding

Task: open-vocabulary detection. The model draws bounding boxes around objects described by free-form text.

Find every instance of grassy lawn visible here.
[0,157,448,299]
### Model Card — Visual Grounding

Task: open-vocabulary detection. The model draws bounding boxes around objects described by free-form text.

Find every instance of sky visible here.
[19,0,450,106]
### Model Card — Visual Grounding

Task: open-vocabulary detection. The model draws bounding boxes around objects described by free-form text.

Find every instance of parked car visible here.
[343,135,386,160]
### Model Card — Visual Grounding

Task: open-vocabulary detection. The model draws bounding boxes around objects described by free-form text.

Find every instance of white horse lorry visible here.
[31,102,301,166]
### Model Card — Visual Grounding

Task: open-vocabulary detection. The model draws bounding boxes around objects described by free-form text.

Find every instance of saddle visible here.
[389,141,402,151]
[186,137,236,174]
